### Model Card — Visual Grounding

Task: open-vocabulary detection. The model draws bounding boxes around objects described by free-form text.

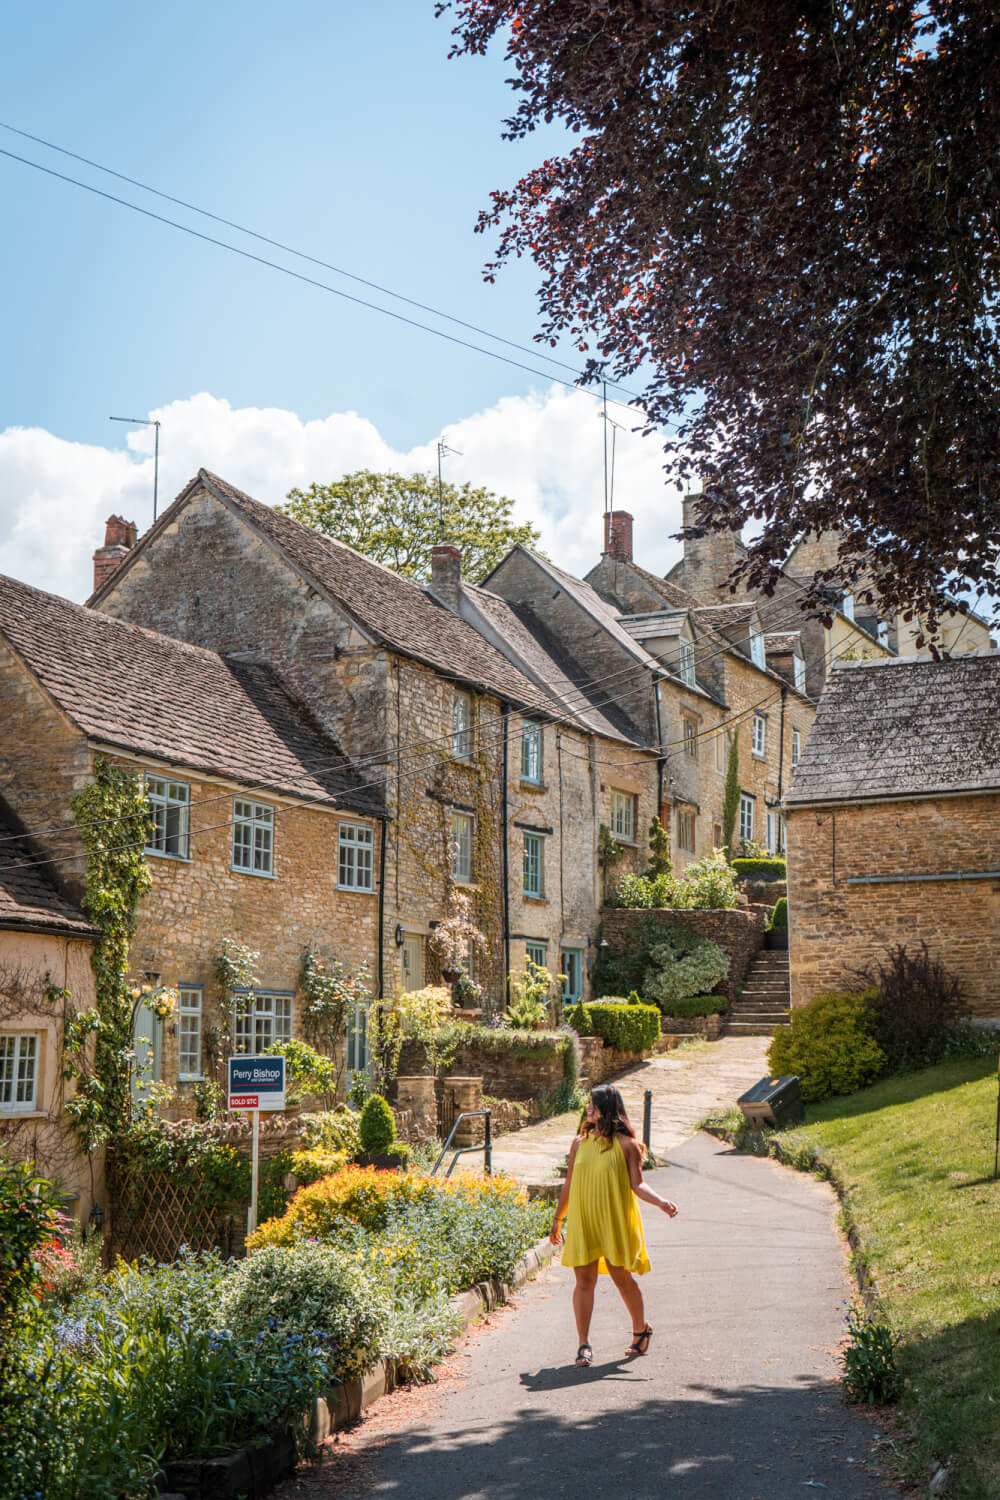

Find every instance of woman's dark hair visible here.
[582,1085,638,1150]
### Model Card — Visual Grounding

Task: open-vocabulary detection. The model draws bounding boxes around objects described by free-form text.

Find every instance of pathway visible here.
[490,1035,772,1186]
[311,1133,899,1500]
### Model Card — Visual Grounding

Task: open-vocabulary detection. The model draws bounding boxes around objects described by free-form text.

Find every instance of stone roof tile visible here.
[0,802,98,938]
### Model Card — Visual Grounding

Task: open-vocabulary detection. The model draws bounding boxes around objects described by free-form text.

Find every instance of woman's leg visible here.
[572,1262,600,1347]
[606,1262,647,1335]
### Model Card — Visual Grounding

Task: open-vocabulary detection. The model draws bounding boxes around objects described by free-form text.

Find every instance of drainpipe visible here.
[776,685,788,802]
[376,814,388,998]
[653,674,666,816]
[501,703,511,988]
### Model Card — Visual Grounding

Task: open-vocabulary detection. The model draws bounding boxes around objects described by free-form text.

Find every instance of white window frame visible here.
[678,638,695,686]
[338,822,374,891]
[561,948,584,1004]
[683,718,698,759]
[793,655,806,693]
[451,811,474,884]
[739,793,755,844]
[766,811,783,855]
[524,941,548,970]
[877,621,890,647]
[791,728,802,767]
[232,992,293,1055]
[521,721,543,785]
[177,988,203,1081]
[610,790,635,842]
[841,592,856,621]
[752,713,767,758]
[749,629,766,669]
[523,831,544,898]
[145,776,190,860]
[677,807,696,853]
[451,691,473,760]
[232,798,274,876]
[346,1004,368,1079]
[0,1033,39,1113]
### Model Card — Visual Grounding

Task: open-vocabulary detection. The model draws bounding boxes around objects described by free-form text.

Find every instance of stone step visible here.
[740,989,791,1002]
[724,1020,788,1036]
[728,1010,790,1024]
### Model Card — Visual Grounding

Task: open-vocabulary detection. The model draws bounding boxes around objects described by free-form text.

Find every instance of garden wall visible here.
[599,907,766,1004]
[398,1038,566,1102]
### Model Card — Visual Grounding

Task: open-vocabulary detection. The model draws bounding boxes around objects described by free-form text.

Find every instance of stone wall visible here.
[398,1035,567,1102]
[786,793,1000,1019]
[599,906,766,1004]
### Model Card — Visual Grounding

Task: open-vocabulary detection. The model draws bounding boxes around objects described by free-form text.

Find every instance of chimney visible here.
[430,541,462,611]
[92,514,138,594]
[679,491,742,602]
[603,509,634,562]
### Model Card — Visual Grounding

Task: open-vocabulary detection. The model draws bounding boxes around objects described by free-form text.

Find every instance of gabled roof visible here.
[620,610,692,642]
[91,470,564,721]
[764,632,804,655]
[0,574,380,814]
[785,653,1000,806]
[0,801,98,939]
[461,586,643,745]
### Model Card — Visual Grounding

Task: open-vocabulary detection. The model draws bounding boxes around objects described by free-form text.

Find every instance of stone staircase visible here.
[725,948,791,1035]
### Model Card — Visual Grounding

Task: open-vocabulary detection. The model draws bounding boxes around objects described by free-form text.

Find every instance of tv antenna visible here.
[436,437,461,538]
[110,415,161,521]
[599,383,626,514]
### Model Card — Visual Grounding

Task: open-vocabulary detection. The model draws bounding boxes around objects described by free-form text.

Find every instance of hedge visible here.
[769,897,788,930]
[579,1002,661,1053]
[660,994,727,1018]
[731,857,786,881]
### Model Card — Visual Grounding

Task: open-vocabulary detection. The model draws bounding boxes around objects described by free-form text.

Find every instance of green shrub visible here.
[359,1094,396,1154]
[611,851,739,911]
[566,1001,593,1035]
[769,897,788,930]
[610,871,677,908]
[767,990,886,1102]
[659,994,727,1018]
[841,1302,903,1404]
[732,857,787,881]
[300,1105,362,1157]
[583,1002,661,1053]
[288,1146,352,1185]
[643,927,730,1009]
[223,1240,390,1381]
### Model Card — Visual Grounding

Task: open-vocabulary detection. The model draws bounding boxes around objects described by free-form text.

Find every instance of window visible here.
[521,721,543,784]
[679,639,695,686]
[346,1004,368,1079]
[793,655,806,693]
[0,1034,39,1113]
[766,811,783,855]
[232,799,274,875]
[610,790,635,841]
[841,592,855,621]
[752,713,767,758]
[451,691,473,760]
[683,719,698,759]
[714,732,727,772]
[338,822,374,891]
[451,811,474,884]
[749,629,766,669]
[791,728,802,768]
[739,793,755,844]
[525,941,548,969]
[561,948,584,1004]
[712,820,724,849]
[877,621,890,647]
[523,832,544,898]
[677,808,696,852]
[177,988,202,1081]
[146,776,190,859]
[233,993,293,1054]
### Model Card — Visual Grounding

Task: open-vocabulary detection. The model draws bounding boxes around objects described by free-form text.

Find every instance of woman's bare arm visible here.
[623,1136,678,1217]
[550,1135,581,1243]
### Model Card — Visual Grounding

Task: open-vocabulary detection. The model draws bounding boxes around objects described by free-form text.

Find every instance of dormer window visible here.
[679,639,695,686]
[841,593,856,621]
[877,621,889,647]
[749,629,766,669]
[793,655,806,693]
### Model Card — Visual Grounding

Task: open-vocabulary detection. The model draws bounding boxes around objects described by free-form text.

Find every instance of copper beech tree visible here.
[440,1,1000,630]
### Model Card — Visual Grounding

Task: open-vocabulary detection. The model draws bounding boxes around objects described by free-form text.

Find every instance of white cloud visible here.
[0,387,683,602]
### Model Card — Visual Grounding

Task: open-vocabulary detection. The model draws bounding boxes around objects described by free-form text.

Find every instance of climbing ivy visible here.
[65,758,152,1152]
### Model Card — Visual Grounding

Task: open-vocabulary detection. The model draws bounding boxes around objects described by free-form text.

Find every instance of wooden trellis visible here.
[108,1167,246,1264]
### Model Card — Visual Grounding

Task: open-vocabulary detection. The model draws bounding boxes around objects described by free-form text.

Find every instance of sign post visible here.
[227,1056,286,1235]
[994,1053,1000,1181]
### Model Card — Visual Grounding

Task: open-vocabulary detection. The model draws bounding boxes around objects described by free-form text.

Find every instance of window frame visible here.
[678,638,696,686]
[793,655,806,693]
[791,728,802,768]
[524,940,548,970]
[451,810,474,885]
[766,810,783,855]
[231,798,275,877]
[177,987,203,1082]
[520,720,543,785]
[523,831,544,899]
[682,718,698,759]
[451,691,473,761]
[609,789,636,842]
[0,1032,40,1113]
[752,713,767,759]
[739,793,755,843]
[338,821,375,892]
[346,1004,368,1079]
[749,629,766,669]
[232,991,294,1055]
[676,807,696,853]
[145,775,190,860]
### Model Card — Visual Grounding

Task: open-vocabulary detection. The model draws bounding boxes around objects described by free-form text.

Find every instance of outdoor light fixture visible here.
[88,1203,105,1236]
[394,924,404,947]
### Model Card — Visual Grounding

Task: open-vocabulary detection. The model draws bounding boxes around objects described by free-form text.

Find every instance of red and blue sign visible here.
[227,1056,286,1112]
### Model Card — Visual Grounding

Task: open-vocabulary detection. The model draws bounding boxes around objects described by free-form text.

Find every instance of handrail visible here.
[431,1109,492,1177]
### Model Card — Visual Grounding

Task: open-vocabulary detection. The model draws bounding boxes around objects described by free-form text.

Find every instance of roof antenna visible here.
[110,415,161,522]
[436,436,461,538]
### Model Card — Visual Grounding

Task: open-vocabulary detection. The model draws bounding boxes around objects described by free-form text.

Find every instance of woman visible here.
[550,1084,678,1367]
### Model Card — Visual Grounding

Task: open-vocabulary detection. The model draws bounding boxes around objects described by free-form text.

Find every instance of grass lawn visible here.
[777,1054,1000,1500]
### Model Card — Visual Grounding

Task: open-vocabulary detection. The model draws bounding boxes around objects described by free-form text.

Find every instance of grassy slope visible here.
[783,1056,1000,1499]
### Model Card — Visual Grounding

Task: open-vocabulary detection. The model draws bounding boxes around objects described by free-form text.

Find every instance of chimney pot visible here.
[93,515,138,594]
[430,541,463,611]
[603,509,634,563]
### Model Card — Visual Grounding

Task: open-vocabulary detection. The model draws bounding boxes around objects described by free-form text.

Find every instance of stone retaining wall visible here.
[600,906,765,1004]
[398,1037,566,1102]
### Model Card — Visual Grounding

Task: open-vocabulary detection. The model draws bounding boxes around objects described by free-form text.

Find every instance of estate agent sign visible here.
[227,1055,286,1112]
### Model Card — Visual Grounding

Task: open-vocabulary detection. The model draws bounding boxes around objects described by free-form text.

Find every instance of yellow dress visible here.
[561,1133,650,1276]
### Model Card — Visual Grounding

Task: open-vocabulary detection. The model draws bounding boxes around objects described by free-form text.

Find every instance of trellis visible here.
[108,1167,246,1263]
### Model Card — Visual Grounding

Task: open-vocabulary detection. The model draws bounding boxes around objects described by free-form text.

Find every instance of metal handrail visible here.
[431,1109,493,1177]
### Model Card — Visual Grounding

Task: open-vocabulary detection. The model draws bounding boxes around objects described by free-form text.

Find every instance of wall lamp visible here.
[394,924,405,947]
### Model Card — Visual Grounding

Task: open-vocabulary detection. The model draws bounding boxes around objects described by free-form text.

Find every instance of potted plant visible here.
[765,896,788,949]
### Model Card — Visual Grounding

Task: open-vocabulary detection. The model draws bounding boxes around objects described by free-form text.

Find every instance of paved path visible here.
[490,1036,772,1185]
[329,1134,899,1500]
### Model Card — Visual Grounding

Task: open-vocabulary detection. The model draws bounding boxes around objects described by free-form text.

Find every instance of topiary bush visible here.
[359,1094,396,1154]
[659,994,727,1018]
[582,1002,661,1053]
[732,857,787,881]
[566,1001,593,1035]
[643,927,730,1010]
[767,990,886,1102]
[769,897,788,930]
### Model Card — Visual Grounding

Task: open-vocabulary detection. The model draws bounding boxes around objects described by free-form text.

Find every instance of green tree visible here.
[645,815,672,879]
[722,732,741,860]
[280,470,542,584]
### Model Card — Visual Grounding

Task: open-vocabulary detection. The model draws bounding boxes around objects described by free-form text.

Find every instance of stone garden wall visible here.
[600,906,766,1004]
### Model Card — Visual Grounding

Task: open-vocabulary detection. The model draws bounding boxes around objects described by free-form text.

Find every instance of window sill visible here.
[231,866,276,879]
[519,780,547,792]
[336,884,375,895]
[145,849,192,863]
[751,752,767,762]
[522,893,548,905]
[0,1108,45,1120]
[177,1075,204,1084]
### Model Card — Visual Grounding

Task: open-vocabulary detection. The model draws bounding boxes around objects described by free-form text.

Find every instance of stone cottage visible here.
[783,653,1000,1020]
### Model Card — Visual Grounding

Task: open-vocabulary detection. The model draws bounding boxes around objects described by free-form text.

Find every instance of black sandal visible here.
[574,1343,593,1367]
[626,1325,653,1357]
